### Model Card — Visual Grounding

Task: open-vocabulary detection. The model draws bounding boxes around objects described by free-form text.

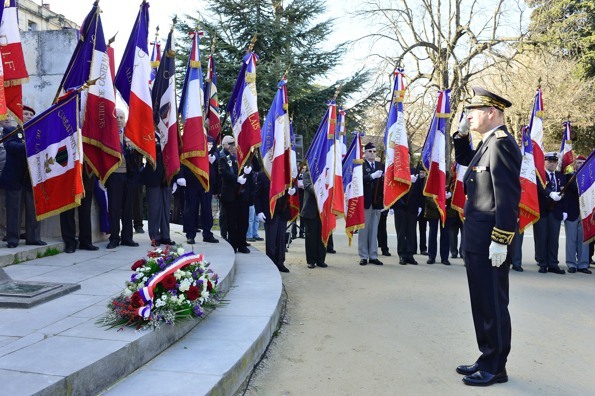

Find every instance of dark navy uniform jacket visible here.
[362,160,384,209]
[254,171,291,221]
[0,127,27,191]
[537,170,566,220]
[453,126,521,253]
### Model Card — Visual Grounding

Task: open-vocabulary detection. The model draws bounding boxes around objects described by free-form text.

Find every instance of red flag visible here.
[450,162,466,219]
[343,132,365,245]
[518,126,540,232]
[179,31,209,190]
[559,121,574,173]
[528,88,546,187]
[383,68,411,208]
[204,54,221,143]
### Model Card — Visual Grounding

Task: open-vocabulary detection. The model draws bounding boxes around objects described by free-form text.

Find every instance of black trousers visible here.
[60,173,96,248]
[377,210,389,252]
[464,250,511,374]
[222,199,248,251]
[303,216,326,265]
[533,211,561,269]
[106,173,134,244]
[184,187,215,240]
[265,216,287,267]
[395,210,417,259]
[428,218,450,262]
[131,184,144,229]
[418,217,427,253]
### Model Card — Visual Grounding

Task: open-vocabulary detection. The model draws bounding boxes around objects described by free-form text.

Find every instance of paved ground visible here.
[239,219,595,395]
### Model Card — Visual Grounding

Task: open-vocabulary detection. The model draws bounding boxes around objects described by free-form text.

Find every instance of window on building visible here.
[28,21,38,31]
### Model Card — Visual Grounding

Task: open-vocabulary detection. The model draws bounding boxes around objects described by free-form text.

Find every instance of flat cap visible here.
[465,87,512,111]
[544,152,559,161]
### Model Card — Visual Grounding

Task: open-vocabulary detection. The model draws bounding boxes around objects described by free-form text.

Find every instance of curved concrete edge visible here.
[31,238,237,396]
[100,246,284,396]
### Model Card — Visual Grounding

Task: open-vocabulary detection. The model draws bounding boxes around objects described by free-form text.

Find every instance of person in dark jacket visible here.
[301,168,327,268]
[358,142,384,266]
[394,167,424,265]
[562,155,591,273]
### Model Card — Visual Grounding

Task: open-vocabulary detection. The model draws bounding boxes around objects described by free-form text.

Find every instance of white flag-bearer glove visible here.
[237,175,247,185]
[243,165,252,175]
[445,191,452,199]
[257,212,266,222]
[418,207,422,217]
[371,170,383,179]
[458,114,470,136]
[177,178,186,187]
[562,212,568,222]
[208,154,216,164]
[287,187,296,196]
[489,241,507,267]
[410,174,418,183]
[297,179,304,188]
[389,209,394,216]
[549,191,562,201]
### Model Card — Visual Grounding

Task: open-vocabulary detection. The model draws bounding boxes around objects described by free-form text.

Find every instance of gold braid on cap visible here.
[491,227,515,245]
[468,97,506,111]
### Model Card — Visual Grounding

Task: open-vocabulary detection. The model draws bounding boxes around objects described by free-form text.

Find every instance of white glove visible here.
[177,178,186,187]
[563,212,568,222]
[297,179,304,188]
[389,209,394,216]
[445,191,452,199]
[257,212,266,222]
[243,165,252,175]
[371,170,383,179]
[287,187,296,196]
[410,174,418,183]
[418,207,422,217]
[237,175,247,185]
[489,241,508,267]
[208,154,216,164]
[172,183,178,194]
[458,115,470,136]
[549,191,562,201]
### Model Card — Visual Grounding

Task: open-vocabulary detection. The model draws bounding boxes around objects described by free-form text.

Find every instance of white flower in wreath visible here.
[155,298,166,308]
[174,269,183,280]
[177,247,185,256]
[179,279,191,292]
[124,288,133,297]
[201,290,210,299]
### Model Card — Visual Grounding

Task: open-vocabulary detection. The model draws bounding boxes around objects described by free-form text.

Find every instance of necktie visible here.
[550,172,556,191]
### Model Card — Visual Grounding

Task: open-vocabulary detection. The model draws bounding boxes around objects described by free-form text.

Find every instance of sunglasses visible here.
[366,149,376,153]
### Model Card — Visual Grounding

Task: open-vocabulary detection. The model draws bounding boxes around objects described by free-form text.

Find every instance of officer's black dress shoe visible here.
[254,236,264,241]
[307,263,316,269]
[405,257,418,265]
[64,245,76,253]
[316,262,328,268]
[441,260,451,266]
[359,259,368,266]
[381,250,391,257]
[578,268,592,274]
[106,241,119,249]
[7,242,17,248]
[237,246,250,254]
[327,248,336,254]
[134,226,145,234]
[277,264,290,273]
[538,267,547,273]
[369,258,383,265]
[121,240,140,247]
[420,250,428,255]
[456,362,479,375]
[203,236,219,243]
[79,244,99,251]
[427,259,435,264]
[186,238,196,245]
[568,267,577,273]
[512,265,523,272]
[462,369,508,387]
[161,240,176,246]
[399,257,406,265]
[26,240,47,246]
[548,266,565,274]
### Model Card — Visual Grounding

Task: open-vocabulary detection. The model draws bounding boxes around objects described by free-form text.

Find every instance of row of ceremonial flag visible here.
[6,1,594,245]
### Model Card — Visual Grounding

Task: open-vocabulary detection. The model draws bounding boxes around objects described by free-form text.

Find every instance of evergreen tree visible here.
[178,0,382,148]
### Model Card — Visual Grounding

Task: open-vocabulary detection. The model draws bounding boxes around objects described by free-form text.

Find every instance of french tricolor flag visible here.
[451,113,472,217]
[261,77,291,217]
[422,90,450,225]
[528,88,546,187]
[559,121,574,173]
[332,108,345,219]
[227,52,262,171]
[383,68,411,208]
[204,54,221,143]
[342,132,365,246]
[518,126,540,232]
[179,31,209,191]
[149,36,161,90]
[115,1,156,169]
[577,152,595,243]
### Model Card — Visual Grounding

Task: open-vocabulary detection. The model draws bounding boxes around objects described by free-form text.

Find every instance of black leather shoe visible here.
[186,238,196,244]
[427,259,435,264]
[369,258,383,265]
[203,236,219,243]
[327,249,336,254]
[381,250,391,257]
[254,236,264,241]
[359,259,368,266]
[548,266,566,274]
[399,257,406,265]
[578,268,592,274]
[20,233,27,240]
[7,242,17,248]
[277,264,290,273]
[441,260,451,266]
[161,240,176,246]
[237,246,250,254]
[106,241,119,249]
[512,265,523,272]
[456,362,479,375]
[307,263,316,269]
[134,226,145,234]
[121,240,140,247]
[79,244,99,251]
[568,267,577,273]
[420,250,428,255]
[316,262,328,268]
[405,257,418,265]
[64,245,76,253]
[26,240,47,246]
[451,254,458,259]
[462,369,508,387]
[538,267,547,273]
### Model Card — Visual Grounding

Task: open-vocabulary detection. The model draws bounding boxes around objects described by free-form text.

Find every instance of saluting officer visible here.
[452,88,521,387]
